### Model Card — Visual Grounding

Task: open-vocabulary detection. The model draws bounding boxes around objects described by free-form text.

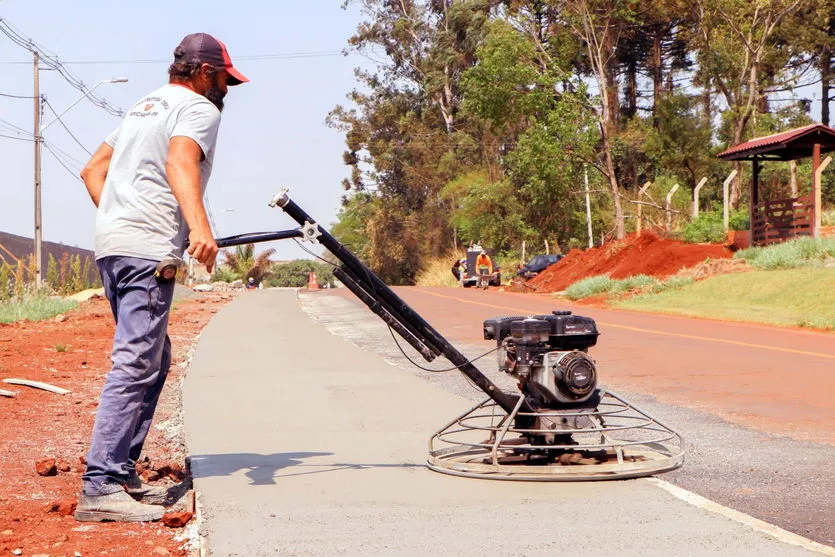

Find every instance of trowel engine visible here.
[484,312,599,406]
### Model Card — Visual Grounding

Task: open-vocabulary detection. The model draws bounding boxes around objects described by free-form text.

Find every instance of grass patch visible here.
[565,274,694,300]
[617,268,835,330]
[615,274,659,292]
[0,295,78,324]
[415,257,460,287]
[415,254,519,287]
[565,275,616,300]
[735,237,835,270]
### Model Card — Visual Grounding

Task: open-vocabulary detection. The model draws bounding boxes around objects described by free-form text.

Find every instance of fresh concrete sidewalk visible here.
[183,289,823,557]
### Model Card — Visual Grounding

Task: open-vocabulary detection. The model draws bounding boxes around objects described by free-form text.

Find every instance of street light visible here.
[33,73,128,288]
[40,77,129,132]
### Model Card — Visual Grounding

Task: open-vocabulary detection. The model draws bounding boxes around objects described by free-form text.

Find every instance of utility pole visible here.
[33,51,43,289]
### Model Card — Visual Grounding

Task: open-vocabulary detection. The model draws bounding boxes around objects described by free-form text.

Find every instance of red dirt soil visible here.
[0,292,235,557]
[527,232,733,293]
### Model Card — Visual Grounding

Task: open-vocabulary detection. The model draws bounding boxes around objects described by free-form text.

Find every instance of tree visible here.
[691,0,804,206]
[441,171,532,250]
[265,260,335,288]
[558,0,642,239]
[220,244,276,282]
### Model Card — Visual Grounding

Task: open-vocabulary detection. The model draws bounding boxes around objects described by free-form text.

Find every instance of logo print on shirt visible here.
[144,103,155,111]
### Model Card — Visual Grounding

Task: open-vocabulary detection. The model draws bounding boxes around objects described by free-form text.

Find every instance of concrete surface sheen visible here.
[304,289,835,548]
[184,290,821,557]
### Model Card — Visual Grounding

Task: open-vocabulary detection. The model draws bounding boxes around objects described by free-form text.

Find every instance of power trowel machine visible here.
[211,191,684,481]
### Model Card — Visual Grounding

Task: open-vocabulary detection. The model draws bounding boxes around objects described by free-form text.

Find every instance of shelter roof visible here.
[717,123,835,161]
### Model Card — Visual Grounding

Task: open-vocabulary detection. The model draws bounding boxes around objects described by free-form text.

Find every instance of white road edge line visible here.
[648,478,835,556]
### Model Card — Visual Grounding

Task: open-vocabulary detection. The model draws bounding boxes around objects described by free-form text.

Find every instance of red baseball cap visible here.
[173,33,249,86]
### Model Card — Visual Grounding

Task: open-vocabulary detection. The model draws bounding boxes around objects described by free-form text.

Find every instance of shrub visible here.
[680,208,750,244]
[615,274,659,292]
[0,262,10,301]
[680,211,725,243]
[565,275,615,300]
[46,254,59,291]
[650,276,694,293]
[211,265,239,283]
[735,237,835,270]
[729,209,750,231]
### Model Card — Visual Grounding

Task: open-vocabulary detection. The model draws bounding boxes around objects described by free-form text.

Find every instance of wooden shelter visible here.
[717,123,835,246]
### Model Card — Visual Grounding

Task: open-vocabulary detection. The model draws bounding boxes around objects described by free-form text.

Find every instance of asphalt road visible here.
[328,286,835,547]
[183,288,834,556]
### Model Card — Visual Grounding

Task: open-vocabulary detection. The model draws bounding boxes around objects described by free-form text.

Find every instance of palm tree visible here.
[220,244,276,282]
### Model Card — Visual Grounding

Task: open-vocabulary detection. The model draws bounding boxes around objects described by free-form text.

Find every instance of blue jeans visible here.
[82,256,175,496]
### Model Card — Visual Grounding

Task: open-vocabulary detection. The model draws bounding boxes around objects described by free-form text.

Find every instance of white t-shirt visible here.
[95,83,221,261]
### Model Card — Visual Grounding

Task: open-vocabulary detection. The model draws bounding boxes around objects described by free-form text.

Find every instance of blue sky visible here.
[0,1,369,260]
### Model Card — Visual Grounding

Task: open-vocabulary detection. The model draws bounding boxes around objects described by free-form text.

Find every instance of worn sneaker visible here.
[125,472,172,506]
[74,490,164,522]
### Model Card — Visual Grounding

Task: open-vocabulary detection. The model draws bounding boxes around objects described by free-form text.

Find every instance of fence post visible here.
[666,183,680,231]
[637,181,652,236]
[722,169,739,233]
[584,166,594,248]
[790,161,798,197]
[692,177,708,218]
[521,240,526,263]
[814,155,832,237]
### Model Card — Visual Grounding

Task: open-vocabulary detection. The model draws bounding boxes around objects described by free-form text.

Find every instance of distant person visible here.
[451,259,462,281]
[246,277,257,290]
[76,33,248,522]
[476,250,493,275]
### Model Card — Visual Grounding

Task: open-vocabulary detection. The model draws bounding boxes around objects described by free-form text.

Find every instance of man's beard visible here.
[206,86,226,112]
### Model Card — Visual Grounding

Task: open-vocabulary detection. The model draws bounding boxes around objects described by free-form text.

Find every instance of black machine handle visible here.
[213,191,523,414]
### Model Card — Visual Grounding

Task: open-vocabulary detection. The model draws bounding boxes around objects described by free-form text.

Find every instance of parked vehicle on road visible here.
[517,254,563,279]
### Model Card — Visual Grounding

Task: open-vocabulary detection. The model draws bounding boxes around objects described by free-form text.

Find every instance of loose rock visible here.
[36,458,58,476]
[57,459,72,473]
[161,511,193,528]
[45,498,77,516]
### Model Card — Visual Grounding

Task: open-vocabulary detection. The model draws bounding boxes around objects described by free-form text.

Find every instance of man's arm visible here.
[165,136,218,273]
[80,143,114,208]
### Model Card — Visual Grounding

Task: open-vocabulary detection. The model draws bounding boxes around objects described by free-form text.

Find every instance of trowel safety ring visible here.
[427,390,684,481]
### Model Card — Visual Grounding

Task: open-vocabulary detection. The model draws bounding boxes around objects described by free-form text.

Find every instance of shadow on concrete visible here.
[189,452,425,485]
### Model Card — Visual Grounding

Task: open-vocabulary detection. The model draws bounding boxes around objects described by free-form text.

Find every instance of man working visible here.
[75,33,248,522]
[475,249,493,275]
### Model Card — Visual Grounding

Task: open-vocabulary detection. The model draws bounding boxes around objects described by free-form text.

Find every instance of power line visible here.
[0,91,35,98]
[44,140,86,166]
[0,50,347,65]
[0,116,32,135]
[43,142,83,183]
[0,17,124,117]
[0,132,34,142]
[42,97,92,155]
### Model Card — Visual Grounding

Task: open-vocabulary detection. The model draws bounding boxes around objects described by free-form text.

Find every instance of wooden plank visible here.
[2,378,71,395]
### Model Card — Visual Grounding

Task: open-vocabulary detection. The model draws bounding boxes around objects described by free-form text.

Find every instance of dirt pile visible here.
[528,233,733,293]
[0,292,236,556]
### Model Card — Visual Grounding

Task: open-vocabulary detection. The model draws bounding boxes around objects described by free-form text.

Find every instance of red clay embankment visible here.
[528,233,733,293]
